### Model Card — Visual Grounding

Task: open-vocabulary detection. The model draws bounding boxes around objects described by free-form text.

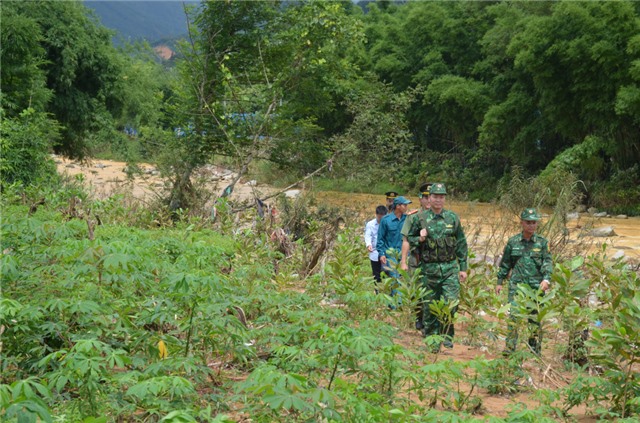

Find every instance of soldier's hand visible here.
[540,280,550,292]
[496,285,503,294]
[459,271,467,283]
[420,228,427,237]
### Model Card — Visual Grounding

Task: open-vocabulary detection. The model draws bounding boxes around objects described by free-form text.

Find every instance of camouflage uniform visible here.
[405,202,468,342]
[497,210,553,354]
[401,183,432,329]
[401,211,422,269]
[401,183,432,271]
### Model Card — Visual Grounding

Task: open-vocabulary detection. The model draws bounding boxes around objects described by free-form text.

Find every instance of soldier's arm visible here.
[496,242,513,285]
[455,217,469,272]
[541,239,553,282]
[401,237,410,270]
[400,216,412,238]
[403,214,424,248]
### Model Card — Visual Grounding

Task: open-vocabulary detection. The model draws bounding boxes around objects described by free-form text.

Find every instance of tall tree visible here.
[6,1,126,158]
[362,1,494,155]
[163,0,366,209]
[0,3,50,116]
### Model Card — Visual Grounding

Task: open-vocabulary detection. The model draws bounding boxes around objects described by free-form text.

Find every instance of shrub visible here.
[0,108,59,187]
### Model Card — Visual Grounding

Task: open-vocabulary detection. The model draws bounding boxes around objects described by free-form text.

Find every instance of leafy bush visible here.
[591,164,640,215]
[0,108,59,187]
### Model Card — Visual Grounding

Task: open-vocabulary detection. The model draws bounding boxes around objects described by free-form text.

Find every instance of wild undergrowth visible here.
[1,182,639,422]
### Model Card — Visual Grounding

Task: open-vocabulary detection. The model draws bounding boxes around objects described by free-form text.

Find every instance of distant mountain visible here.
[84,0,200,43]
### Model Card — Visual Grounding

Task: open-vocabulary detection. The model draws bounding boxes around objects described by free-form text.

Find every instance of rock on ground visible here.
[612,250,625,260]
[575,205,587,213]
[285,189,301,198]
[586,226,617,237]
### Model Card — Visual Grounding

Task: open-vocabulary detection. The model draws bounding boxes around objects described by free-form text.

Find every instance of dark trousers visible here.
[421,263,460,341]
[370,259,382,284]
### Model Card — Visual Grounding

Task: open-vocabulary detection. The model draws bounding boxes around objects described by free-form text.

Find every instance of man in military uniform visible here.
[403,183,468,350]
[496,208,553,355]
[385,191,399,213]
[400,182,432,329]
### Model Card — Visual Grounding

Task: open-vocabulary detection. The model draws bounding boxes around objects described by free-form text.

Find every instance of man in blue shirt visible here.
[377,196,411,277]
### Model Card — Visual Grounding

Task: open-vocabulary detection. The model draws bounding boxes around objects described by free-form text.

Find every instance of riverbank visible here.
[55,157,640,262]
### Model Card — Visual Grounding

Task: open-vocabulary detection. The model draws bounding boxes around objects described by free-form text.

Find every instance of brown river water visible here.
[317,191,640,263]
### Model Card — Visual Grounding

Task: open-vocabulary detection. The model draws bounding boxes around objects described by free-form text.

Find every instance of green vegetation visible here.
[2,179,640,421]
[2,1,640,416]
[2,0,639,211]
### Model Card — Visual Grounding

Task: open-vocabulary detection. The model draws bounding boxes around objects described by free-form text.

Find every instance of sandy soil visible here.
[54,155,279,204]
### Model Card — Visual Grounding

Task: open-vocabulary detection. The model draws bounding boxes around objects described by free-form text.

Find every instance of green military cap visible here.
[430,183,447,195]
[520,208,541,221]
[385,191,399,199]
[419,182,432,198]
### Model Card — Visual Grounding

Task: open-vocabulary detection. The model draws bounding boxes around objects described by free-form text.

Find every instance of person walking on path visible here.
[365,205,388,286]
[377,196,411,280]
[496,208,553,355]
[385,191,399,213]
[403,183,468,351]
[401,182,432,330]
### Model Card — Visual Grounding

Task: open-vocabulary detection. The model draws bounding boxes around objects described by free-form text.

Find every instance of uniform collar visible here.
[428,208,445,217]
[520,232,538,242]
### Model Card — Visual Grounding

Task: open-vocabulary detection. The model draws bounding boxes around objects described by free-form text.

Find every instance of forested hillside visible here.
[3,0,639,213]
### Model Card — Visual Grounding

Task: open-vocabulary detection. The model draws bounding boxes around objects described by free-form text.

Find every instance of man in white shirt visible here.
[365,205,388,284]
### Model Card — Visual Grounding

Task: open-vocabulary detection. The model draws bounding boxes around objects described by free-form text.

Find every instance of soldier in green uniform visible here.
[403,183,468,350]
[385,191,399,213]
[496,208,553,355]
[401,182,432,330]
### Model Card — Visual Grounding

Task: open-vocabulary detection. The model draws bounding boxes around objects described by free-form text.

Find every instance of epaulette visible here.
[406,209,418,215]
